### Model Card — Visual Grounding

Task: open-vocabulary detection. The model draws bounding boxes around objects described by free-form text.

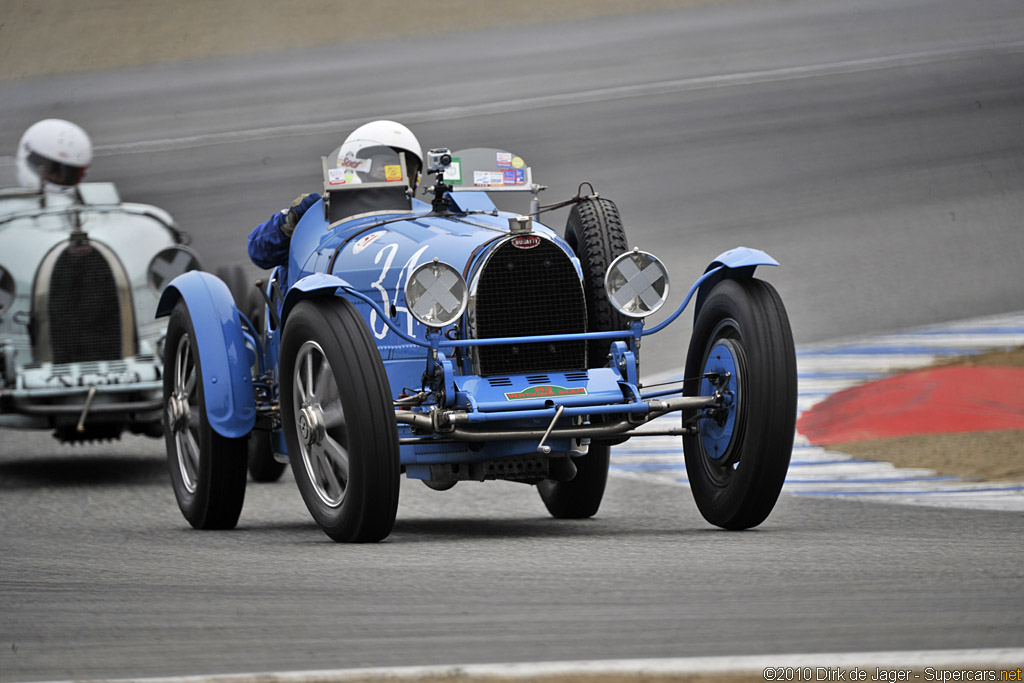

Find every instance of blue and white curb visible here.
[617,311,1024,511]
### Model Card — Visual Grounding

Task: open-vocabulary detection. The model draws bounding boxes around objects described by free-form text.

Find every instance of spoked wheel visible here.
[537,197,628,519]
[280,299,400,543]
[163,300,248,529]
[682,277,797,530]
[216,265,285,483]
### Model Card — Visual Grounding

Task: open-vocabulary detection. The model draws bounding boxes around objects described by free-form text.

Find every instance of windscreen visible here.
[443,148,532,192]
[329,145,408,187]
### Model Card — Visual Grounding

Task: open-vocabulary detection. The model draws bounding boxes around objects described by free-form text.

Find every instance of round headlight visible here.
[0,266,14,315]
[148,246,201,292]
[405,259,468,328]
[605,249,670,318]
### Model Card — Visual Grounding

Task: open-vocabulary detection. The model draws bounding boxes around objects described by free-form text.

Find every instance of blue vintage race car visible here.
[157,147,797,542]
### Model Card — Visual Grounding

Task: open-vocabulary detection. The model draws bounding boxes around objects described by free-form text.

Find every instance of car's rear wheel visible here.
[682,277,797,530]
[216,265,285,483]
[280,299,400,542]
[163,300,248,529]
[537,443,610,519]
[536,197,628,519]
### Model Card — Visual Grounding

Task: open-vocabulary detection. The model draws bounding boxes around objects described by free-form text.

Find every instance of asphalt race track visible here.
[1,0,1023,680]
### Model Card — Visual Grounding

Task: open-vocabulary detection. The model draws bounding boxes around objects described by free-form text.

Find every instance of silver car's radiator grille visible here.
[473,238,586,376]
[47,243,122,365]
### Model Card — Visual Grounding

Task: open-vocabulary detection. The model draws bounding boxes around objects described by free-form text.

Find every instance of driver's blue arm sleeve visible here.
[247,211,290,270]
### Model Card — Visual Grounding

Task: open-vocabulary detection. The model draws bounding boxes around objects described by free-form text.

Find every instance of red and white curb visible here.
[615,311,1024,511]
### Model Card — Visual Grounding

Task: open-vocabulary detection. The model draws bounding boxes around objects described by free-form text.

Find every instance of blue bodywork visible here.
[159,154,779,481]
[156,271,257,438]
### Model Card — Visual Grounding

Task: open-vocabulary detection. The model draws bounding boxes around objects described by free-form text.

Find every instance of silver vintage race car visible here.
[0,180,200,442]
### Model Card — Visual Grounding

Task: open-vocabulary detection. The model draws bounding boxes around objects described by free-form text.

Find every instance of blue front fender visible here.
[280,272,355,326]
[156,271,256,439]
[694,246,780,318]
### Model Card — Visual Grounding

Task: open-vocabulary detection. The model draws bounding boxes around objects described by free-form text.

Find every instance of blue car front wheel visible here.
[682,278,797,530]
[280,298,400,543]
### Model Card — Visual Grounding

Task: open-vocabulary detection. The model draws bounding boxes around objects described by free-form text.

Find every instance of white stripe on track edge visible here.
[30,648,1024,683]
[615,311,1024,512]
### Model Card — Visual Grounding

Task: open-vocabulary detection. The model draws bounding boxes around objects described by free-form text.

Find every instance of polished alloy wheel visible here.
[168,333,199,494]
[292,340,350,508]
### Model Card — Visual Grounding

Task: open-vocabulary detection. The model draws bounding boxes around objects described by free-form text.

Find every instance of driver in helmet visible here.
[16,119,93,196]
[247,120,423,271]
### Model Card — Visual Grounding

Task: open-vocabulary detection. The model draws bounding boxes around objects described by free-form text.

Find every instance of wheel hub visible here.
[700,341,741,462]
[167,393,190,431]
[298,405,326,447]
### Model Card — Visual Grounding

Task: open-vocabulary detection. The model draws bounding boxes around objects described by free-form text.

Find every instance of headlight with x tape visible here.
[604,248,670,318]
[404,259,468,328]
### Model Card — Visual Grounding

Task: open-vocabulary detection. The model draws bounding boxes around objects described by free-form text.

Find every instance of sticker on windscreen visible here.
[444,160,462,184]
[503,169,525,185]
[474,171,505,187]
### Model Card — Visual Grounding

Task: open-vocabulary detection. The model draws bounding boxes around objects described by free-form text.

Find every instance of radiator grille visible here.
[47,242,122,364]
[473,238,586,375]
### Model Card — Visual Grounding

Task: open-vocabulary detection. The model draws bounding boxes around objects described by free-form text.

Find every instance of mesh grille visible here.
[474,238,586,375]
[47,243,122,364]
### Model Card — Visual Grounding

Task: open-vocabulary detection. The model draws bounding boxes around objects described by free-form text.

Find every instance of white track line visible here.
[31,648,1024,683]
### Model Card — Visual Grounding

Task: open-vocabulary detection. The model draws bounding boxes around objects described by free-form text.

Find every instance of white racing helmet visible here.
[334,120,423,189]
[16,119,93,192]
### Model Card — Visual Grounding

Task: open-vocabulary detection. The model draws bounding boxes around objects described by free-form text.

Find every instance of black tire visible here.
[163,300,248,529]
[564,197,630,366]
[536,197,628,519]
[536,443,610,519]
[280,298,400,542]
[682,278,797,530]
[245,430,284,482]
[215,265,285,483]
